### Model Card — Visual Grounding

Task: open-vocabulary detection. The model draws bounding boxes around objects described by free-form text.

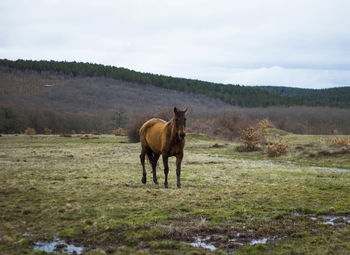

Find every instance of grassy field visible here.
[0,131,350,254]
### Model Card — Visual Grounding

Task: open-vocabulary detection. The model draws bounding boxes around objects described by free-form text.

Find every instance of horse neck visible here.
[166,118,177,142]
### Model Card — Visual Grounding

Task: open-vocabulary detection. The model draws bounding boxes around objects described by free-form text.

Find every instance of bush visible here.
[257,118,275,132]
[112,128,126,136]
[25,128,36,135]
[44,128,52,135]
[265,139,290,157]
[331,138,350,146]
[239,127,261,151]
[213,111,254,141]
[127,113,153,143]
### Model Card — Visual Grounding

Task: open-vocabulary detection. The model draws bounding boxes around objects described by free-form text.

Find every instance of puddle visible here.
[33,237,85,254]
[266,160,296,164]
[250,238,268,245]
[311,166,349,172]
[273,210,350,226]
[191,234,280,251]
[312,215,350,225]
[191,236,217,251]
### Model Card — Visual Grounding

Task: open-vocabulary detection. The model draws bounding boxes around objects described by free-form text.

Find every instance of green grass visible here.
[0,133,349,254]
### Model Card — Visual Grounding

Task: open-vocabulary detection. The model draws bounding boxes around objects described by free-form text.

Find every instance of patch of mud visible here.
[211,143,226,148]
[311,166,349,172]
[273,210,350,226]
[33,237,85,254]
[186,161,224,165]
[191,233,282,252]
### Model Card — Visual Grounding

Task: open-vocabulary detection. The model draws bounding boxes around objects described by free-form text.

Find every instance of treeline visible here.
[257,86,350,108]
[2,103,350,136]
[0,105,116,134]
[2,59,349,108]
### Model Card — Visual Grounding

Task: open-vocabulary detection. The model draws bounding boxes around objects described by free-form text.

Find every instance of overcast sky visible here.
[1,0,350,89]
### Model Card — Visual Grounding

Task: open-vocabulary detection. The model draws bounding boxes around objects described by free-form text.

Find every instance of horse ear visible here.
[174,107,178,114]
[184,107,188,114]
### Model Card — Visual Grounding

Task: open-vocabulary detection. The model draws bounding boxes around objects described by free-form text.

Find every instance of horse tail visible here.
[146,149,157,167]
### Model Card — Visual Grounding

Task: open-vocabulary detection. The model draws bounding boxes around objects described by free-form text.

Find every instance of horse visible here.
[139,107,188,188]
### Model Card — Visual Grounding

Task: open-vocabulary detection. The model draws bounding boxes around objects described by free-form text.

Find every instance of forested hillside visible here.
[1,59,349,108]
[256,86,350,108]
[1,59,350,135]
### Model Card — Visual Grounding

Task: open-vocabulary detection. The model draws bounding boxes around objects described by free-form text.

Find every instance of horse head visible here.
[173,107,188,141]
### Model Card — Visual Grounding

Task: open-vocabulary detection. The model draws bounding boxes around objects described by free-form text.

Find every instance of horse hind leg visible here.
[147,150,160,185]
[140,148,147,184]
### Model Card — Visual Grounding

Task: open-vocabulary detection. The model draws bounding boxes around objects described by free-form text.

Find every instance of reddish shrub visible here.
[265,139,290,157]
[112,128,126,136]
[25,128,36,135]
[239,127,261,151]
[44,128,52,135]
[212,111,255,140]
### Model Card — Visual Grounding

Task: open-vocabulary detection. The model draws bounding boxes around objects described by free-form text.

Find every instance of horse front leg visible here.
[162,154,169,188]
[176,153,183,188]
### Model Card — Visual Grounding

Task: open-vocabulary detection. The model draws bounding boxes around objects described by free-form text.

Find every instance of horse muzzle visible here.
[179,133,186,140]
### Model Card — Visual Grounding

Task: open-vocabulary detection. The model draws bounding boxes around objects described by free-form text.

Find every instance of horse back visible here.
[140,118,166,153]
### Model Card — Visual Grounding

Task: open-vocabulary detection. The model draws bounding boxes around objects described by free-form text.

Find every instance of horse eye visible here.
[184,118,187,121]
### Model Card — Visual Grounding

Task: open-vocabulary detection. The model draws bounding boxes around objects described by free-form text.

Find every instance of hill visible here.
[1,59,350,135]
[1,59,349,108]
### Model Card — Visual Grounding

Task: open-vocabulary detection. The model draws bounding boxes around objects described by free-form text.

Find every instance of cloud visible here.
[1,0,350,88]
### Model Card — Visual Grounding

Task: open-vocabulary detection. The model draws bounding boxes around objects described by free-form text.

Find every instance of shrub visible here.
[71,130,76,135]
[239,127,261,151]
[92,130,101,135]
[127,113,153,143]
[25,128,36,135]
[112,128,126,136]
[257,118,275,132]
[265,139,290,157]
[330,138,350,146]
[44,128,52,135]
[213,111,255,140]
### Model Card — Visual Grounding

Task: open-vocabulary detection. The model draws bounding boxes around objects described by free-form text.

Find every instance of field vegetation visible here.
[1,131,349,254]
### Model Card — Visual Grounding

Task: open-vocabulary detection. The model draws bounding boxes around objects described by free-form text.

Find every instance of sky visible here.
[1,0,350,89]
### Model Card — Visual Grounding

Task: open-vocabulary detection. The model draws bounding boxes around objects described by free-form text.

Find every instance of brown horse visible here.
[139,107,188,188]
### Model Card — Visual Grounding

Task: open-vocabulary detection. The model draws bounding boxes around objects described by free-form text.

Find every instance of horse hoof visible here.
[164,184,168,188]
[154,180,159,185]
[141,176,146,184]
[177,183,181,188]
